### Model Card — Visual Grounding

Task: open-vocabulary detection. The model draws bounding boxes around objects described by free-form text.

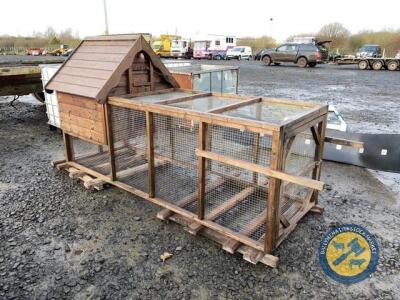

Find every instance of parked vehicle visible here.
[356,44,382,58]
[26,48,45,56]
[170,39,192,59]
[335,57,400,71]
[226,46,252,60]
[261,42,330,68]
[152,35,181,57]
[48,44,70,56]
[193,35,236,60]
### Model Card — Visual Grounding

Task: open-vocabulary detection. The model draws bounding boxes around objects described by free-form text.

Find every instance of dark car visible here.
[261,41,330,67]
[356,44,382,58]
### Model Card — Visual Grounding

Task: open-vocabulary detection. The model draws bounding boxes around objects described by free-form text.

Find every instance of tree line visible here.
[0,26,81,49]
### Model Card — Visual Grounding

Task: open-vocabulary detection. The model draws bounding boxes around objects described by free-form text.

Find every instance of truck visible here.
[170,39,192,59]
[193,35,236,60]
[151,34,181,57]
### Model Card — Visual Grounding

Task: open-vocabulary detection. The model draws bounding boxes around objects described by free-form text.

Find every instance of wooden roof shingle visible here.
[45,34,177,102]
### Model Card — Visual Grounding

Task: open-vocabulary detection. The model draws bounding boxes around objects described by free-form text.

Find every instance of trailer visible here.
[0,56,64,102]
[335,57,400,71]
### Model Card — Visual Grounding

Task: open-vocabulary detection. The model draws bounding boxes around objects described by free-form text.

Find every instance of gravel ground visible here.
[0,61,399,299]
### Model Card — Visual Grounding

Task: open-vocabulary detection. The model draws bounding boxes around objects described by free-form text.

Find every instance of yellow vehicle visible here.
[49,44,69,56]
[152,34,180,57]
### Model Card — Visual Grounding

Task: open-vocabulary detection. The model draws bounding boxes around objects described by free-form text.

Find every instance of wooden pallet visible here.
[157,209,279,268]
[51,159,106,191]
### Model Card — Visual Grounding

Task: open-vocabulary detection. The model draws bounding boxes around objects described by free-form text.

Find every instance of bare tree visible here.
[317,23,350,50]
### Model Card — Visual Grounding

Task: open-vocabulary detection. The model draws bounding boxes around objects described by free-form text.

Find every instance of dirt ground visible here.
[0,61,399,300]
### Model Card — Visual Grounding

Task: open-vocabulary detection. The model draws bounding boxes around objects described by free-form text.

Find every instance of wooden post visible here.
[63,132,74,162]
[264,130,284,254]
[104,103,116,181]
[146,111,155,198]
[311,115,327,204]
[198,122,207,220]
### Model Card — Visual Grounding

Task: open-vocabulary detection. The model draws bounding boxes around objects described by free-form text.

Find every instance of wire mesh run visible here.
[111,106,149,192]
[72,137,110,176]
[153,114,199,209]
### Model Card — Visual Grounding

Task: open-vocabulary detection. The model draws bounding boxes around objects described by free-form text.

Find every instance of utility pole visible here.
[103,0,109,35]
[269,17,273,38]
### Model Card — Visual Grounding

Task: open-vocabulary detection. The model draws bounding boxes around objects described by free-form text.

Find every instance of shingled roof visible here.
[45,34,178,102]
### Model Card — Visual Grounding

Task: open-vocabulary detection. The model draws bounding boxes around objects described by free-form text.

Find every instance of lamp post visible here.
[103,0,109,35]
[269,17,273,38]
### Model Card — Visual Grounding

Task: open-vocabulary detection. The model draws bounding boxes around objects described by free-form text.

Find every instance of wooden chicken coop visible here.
[47,34,328,267]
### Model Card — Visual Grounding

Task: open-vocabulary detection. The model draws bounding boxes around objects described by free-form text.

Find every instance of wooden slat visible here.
[146,111,155,197]
[58,93,99,110]
[207,97,261,114]
[197,122,207,219]
[104,104,116,180]
[59,112,104,133]
[63,132,73,161]
[116,160,168,179]
[61,66,111,80]
[64,59,118,71]
[154,92,212,105]
[222,209,268,254]
[71,52,126,62]
[48,81,98,98]
[59,103,104,121]
[324,136,364,149]
[61,123,106,144]
[156,177,226,221]
[77,45,133,54]
[188,186,256,235]
[83,40,135,46]
[196,149,325,191]
[54,74,107,88]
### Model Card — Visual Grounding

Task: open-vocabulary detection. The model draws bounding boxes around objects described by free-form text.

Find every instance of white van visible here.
[226,46,252,60]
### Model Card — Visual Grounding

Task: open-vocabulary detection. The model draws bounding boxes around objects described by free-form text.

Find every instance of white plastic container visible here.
[39,64,62,128]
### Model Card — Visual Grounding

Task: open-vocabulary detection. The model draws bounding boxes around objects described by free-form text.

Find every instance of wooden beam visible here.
[187,186,256,235]
[311,125,321,145]
[207,97,261,114]
[128,67,133,94]
[146,111,155,198]
[116,159,168,179]
[195,149,325,191]
[324,136,364,149]
[311,117,327,204]
[198,122,207,219]
[154,92,212,105]
[63,132,74,161]
[157,177,225,221]
[264,130,284,254]
[104,104,116,181]
[222,209,267,254]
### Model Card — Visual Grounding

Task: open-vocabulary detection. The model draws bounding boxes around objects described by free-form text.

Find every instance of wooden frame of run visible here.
[58,88,328,267]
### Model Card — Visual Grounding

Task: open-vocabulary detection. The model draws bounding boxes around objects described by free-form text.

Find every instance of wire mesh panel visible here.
[152,114,199,210]
[72,137,110,176]
[202,158,268,244]
[281,127,317,220]
[207,124,272,169]
[111,106,149,192]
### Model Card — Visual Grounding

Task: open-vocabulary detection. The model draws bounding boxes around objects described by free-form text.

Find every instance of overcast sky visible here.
[2,0,399,42]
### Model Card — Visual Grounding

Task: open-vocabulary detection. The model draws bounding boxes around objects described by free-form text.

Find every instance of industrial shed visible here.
[48,34,328,267]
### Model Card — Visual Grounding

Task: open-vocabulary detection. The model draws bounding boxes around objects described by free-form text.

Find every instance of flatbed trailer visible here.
[0,56,64,101]
[335,57,400,71]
